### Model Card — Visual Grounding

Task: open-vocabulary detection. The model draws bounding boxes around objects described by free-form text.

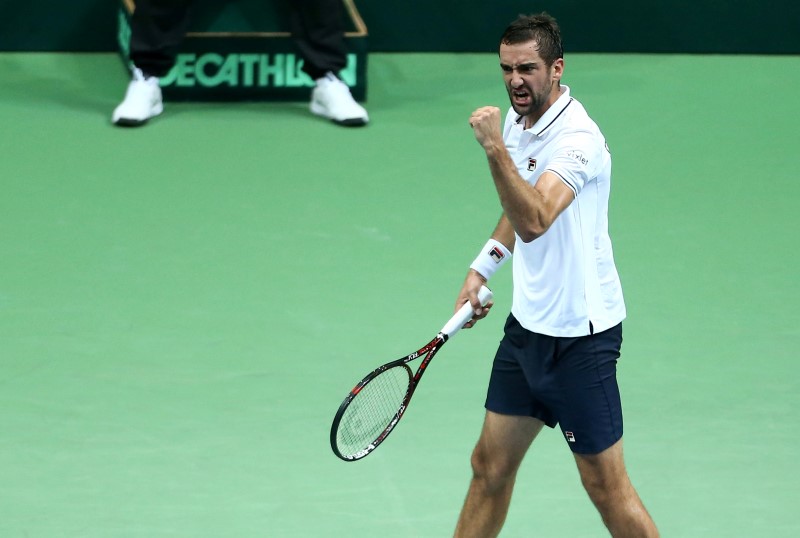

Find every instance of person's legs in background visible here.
[113,0,368,127]
[113,0,194,126]
[291,0,369,126]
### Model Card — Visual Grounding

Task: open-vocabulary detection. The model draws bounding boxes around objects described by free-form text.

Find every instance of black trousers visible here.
[129,0,348,79]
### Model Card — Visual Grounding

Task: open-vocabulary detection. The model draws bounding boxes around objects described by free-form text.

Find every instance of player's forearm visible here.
[491,214,516,253]
[484,144,549,243]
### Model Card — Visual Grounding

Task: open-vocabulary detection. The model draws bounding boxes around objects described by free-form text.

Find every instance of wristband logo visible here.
[489,246,506,263]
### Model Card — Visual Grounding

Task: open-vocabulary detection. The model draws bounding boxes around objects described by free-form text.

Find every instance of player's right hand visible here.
[455,269,494,329]
[469,106,503,150]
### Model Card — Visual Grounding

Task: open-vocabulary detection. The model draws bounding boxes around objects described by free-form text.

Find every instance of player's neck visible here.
[524,85,565,129]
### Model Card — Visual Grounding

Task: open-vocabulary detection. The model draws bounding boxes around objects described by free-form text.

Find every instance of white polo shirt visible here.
[503,85,626,337]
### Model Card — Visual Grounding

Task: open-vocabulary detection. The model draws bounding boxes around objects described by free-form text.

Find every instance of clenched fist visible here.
[469,106,503,149]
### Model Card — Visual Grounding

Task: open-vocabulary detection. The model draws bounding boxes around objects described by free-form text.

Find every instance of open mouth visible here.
[512,88,531,107]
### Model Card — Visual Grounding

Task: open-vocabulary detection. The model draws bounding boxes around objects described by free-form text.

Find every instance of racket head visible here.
[330,361,414,461]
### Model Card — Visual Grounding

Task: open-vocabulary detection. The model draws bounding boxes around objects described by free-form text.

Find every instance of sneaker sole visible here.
[332,117,368,127]
[112,103,164,127]
[113,117,150,127]
[310,101,368,127]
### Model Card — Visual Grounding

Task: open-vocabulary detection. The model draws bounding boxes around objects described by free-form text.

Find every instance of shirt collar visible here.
[515,85,573,136]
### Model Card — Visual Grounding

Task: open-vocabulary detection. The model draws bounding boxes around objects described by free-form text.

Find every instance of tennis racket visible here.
[330,285,493,461]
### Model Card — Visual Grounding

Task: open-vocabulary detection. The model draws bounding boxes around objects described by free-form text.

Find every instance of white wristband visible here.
[469,239,512,281]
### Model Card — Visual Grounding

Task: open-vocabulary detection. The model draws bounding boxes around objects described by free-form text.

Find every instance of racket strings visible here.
[335,365,412,456]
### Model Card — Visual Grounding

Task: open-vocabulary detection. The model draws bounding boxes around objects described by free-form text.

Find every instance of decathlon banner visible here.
[116,0,368,101]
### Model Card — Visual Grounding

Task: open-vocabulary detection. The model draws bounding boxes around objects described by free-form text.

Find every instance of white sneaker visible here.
[310,72,369,127]
[112,67,163,127]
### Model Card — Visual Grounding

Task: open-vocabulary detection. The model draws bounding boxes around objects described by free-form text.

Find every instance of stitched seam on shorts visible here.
[590,334,621,441]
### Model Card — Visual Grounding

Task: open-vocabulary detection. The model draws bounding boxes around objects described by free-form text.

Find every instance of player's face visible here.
[499,40,563,121]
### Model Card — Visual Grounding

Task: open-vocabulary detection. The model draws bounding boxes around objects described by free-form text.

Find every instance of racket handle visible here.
[440,285,493,338]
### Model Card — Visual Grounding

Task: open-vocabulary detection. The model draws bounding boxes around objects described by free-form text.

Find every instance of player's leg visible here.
[454,314,555,536]
[574,438,659,537]
[554,323,658,536]
[453,411,544,538]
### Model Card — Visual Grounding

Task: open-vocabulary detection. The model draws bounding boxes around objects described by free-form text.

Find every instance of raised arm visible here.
[469,106,575,243]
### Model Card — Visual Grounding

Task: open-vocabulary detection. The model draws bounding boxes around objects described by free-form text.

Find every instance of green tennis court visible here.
[1,52,798,536]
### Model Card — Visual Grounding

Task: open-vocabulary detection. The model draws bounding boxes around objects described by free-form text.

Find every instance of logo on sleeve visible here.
[567,150,589,166]
[565,431,576,443]
[527,158,537,171]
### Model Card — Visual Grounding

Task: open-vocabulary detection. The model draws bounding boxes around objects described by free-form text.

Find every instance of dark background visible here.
[1,0,799,54]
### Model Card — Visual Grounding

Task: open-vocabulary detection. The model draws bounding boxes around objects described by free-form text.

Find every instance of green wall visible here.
[1,0,799,54]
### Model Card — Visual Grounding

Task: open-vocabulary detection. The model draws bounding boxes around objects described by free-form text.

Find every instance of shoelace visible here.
[319,75,351,100]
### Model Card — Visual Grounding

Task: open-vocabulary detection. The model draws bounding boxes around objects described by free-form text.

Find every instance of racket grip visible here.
[440,285,493,338]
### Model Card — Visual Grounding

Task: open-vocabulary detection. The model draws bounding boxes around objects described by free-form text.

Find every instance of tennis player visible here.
[453,13,659,537]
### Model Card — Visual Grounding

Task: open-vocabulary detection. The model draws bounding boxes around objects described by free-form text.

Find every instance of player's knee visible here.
[580,469,630,514]
[469,444,516,493]
[581,474,613,510]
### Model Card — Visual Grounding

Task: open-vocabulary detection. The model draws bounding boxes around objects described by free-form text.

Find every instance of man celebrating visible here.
[453,13,659,537]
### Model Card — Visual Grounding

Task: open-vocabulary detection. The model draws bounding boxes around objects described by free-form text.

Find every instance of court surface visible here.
[1,52,798,537]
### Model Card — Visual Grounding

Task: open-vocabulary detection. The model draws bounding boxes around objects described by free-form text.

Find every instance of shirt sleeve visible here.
[544,129,604,197]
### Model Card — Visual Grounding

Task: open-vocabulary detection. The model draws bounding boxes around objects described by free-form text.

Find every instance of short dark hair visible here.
[500,13,564,67]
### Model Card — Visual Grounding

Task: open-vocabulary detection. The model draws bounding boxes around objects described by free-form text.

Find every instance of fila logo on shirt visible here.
[527,158,537,171]
[565,431,576,443]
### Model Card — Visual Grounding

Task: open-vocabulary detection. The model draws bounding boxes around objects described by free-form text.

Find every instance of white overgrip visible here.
[440,285,493,339]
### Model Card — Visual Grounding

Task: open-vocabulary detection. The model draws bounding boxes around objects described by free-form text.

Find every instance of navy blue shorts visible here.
[485,314,624,455]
